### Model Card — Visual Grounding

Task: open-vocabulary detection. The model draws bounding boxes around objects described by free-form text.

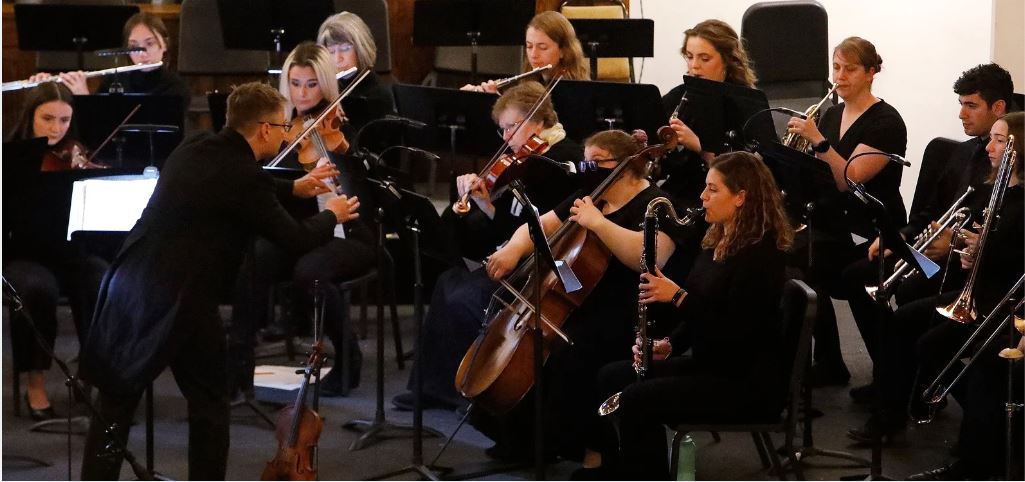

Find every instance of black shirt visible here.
[659,84,710,205]
[902,137,990,238]
[966,183,1023,313]
[97,66,191,112]
[816,100,908,238]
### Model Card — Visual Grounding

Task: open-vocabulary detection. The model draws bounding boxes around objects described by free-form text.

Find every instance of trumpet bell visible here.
[598,392,621,416]
[998,348,1024,360]
[936,294,976,324]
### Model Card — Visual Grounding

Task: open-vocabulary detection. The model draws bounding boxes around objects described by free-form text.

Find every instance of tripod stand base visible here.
[343,417,442,451]
[30,415,89,434]
[369,463,442,481]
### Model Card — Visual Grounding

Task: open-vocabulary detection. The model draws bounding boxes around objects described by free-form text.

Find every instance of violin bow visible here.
[86,103,142,163]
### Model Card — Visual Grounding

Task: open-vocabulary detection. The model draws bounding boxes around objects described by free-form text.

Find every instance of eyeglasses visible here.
[496,120,524,138]
[326,42,354,55]
[262,121,293,133]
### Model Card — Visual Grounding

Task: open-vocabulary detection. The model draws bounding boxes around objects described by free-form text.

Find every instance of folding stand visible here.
[567,19,653,81]
[13,3,138,70]
[412,0,533,84]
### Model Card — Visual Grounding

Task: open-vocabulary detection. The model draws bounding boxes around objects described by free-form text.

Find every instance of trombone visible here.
[2,62,163,93]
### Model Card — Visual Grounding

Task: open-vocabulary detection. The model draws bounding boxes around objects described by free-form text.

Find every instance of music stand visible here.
[73,94,185,170]
[568,19,654,81]
[393,84,503,158]
[217,0,336,74]
[13,4,139,70]
[550,80,664,143]
[412,0,534,83]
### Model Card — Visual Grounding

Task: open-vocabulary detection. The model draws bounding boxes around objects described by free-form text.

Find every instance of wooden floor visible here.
[3,300,965,480]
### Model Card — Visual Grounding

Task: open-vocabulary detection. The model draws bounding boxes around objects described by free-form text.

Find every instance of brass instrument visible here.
[2,62,164,93]
[493,64,553,90]
[599,199,702,416]
[781,83,838,153]
[865,186,975,301]
[937,135,1017,323]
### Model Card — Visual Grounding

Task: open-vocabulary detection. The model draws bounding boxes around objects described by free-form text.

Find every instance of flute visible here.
[2,62,164,93]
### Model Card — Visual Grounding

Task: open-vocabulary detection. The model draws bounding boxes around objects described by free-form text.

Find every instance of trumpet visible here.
[937,135,1017,323]
[782,83,837,153]
[2,62,163,93]
[865,186,975,301]
[599,199,701,416]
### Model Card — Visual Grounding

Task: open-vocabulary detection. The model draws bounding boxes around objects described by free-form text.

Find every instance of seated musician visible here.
[3,83,109,421]
[848,112,1024,464]
[317,11,396,137]
[229,42,371,398]
[478,130,689,463]
[839,63,1014,404]
[461,11,589,93]
[391,80,579,411]
[659,19,758,203]
[28,12,190,110]
[578,151,793,480]
[786,37,908,386]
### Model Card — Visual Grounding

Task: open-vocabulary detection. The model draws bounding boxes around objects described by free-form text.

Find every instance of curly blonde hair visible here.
[702,152,793,260]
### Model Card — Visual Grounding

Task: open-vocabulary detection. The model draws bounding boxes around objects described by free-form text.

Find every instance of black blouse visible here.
[816,100,908,238]
[966,183,1023,313]
[97,66,191,112]
[659,83,710,205]
[669,235,788,381]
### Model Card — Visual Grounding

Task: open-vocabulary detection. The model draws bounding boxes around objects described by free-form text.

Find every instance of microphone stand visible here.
[2,277,153,481]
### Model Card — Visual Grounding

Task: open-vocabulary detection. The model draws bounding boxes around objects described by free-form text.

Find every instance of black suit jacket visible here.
[79,129,337,395]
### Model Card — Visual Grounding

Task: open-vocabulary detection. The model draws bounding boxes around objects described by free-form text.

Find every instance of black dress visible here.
[405,138,581,407]
[79,128,338,480]
[97,66,191,112]
[597,235,789,479]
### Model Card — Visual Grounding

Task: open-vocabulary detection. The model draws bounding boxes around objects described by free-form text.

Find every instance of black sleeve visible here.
[235,166,336,253]
[553,188,587,221]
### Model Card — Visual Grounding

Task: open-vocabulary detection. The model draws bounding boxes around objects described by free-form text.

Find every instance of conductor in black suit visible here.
[78,82,360,480]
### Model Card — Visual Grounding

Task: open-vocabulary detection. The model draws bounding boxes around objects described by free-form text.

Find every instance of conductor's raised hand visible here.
[326,194,360,224]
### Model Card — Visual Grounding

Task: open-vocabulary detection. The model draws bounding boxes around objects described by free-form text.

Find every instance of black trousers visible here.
[792,229,860,369]
[3,256,107,371]
[956,346,1023,478]
[81,309,229,480]
[596,358,781,480]
[229,229,374,393]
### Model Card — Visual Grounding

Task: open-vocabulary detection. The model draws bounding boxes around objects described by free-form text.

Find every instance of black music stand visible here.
[73,94,185,170]
[568,19,654,81]
[13,4,139,70]
[393,85,502,157]
[217,0,334,74]
[551,80,664,142]
[119,124,181,175]
[412,0,534,83]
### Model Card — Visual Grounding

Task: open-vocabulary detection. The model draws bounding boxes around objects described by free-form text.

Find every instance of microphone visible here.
[771,107,809,119]
[886,153,911,167]
[383,114,427,129]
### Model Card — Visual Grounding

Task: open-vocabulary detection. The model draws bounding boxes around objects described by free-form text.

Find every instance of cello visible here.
[454,126,679,414]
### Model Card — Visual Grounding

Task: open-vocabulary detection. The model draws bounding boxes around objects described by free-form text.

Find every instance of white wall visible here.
[629,0,995,206]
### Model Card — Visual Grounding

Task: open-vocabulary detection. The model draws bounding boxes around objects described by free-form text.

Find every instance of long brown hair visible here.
[11,83,77,148]
[683,19,757,88]
[702,152,793,260]
[988,111,1024,183]
[523,11,589,81]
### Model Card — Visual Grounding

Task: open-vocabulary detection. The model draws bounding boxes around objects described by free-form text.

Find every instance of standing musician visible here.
[584,151,794,480]
[317,11,396,136]
[461,11,589,93]
[839,63,1014,404]
[848,112,1024,459]
[391,81,579,411]
[77,82,356,480]
[480,130,687,464]
[3,83,109,421]
[786,37,908,386]
[659,19,758,203]
[229,42,372,399]
[27,12,190,110]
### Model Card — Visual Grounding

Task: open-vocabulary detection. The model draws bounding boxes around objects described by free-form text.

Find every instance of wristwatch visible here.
[812,139,831,153]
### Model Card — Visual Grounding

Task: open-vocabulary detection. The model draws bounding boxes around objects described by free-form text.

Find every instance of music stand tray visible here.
[14,4,139,69]
[393,84,503,157]
[550,79,664,143]
[73,94,185,170]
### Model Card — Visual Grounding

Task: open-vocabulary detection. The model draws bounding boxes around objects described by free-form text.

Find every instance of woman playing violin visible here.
[28,13,190,110]
[10,83,104,171]
[480,130,689,464]
[390,81,579,412]
[461,11,589,93]
[228,42,371,399]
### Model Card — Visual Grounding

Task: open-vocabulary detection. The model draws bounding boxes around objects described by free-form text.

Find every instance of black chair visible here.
[741,1,831,101]
[668,279,817,481]
[909,137,959,219]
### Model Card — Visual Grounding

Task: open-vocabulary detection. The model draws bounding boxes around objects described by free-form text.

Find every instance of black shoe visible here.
[809,362,851,387]
[25,394,58,422]
[847,415,906,445]
[906,461,977,480]
[849,383,874,405]
[391,392,456,412]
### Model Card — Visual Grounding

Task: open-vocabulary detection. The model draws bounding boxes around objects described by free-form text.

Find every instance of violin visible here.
[286,104,350,172]
[41,140,108,172]
[453,135,549,213]
[454,126,679,414]
[261,340,325,481]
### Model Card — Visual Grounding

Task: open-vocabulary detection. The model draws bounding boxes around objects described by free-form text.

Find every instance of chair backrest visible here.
[560,1,631,82]
[333,0,392,74]
[741,1,829,100]
[777,279,816,416]
[177,0,270,75]
[910,137,960,219]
